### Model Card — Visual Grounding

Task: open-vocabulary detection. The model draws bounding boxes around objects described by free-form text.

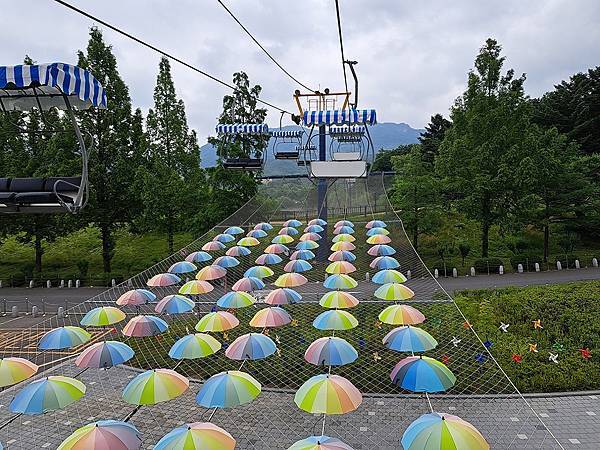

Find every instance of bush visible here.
[554,254,579,269]
[76,259,89,278]
[510,253,543,272]
[473,258,504,274]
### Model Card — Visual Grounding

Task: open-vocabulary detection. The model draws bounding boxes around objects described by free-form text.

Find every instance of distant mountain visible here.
[200,122,423,176]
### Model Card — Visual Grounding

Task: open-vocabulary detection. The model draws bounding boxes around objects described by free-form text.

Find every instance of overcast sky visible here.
[2,0,599,142]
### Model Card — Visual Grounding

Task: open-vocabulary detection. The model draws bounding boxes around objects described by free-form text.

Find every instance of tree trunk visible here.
[34,234,43,273]
[543,201,550,263]
[101,224,112,273]
[481,194,491,257]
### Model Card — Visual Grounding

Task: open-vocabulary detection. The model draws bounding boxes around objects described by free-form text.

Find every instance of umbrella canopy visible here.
[81,306,126,327]
[57,420,141,450]
[383,326,438,353]
[370,256,400,270]
[244,265,275,279]
[169,334,221,360]
[378,304,426,325]
[75,341,135,368]
[332,234,355,243]
[274,273,308,288]
[290,249,316,261]
[179,280,214,295]
[264,288,302,305]
[264,243,289,254]
[319,291,359,309]
[225,333,277,360]
[154,422,235,450]
[231,276,265,292]
[0,357,38,388]
[214,256,240,268]
[196,370,261,408]
[288,435,353,450]
[116,289,156,306]
[330,241,355,252]
[372,269,407,284]
[390,356,456,393]
[10,376,85,415]
[217,291,256,309]
[123,369,189,405]
[237,236,260,247]
[294,374,361,415]
[38,326,91,350]
[323,274,358,290]
[253,222,273,231]
[284,219,303,227]
[284,259,313,273]
[328,250,356,262]
[365,220,387,229]
[255,253,283,265]
[225,226,244,235]
[195,311,239,332]
[202,241,226,251]
[313,310,358,330]
[122,315,168,337]
[299,232,321,242]
[334,220,354,228]
[366,234,392,245]
[196,265,227,281]
[249,307,292,328]
[168,261,198,274]
[308,218,327,226]
[226,245,252,257]
[325,261,356,274]
[272,234,294,244]
[213,233,235,244]
[147,273,181,287]
[246,229,267,238]
[367,244,396,257]
[279,226,299,236]
[333,226,354,235]
[366,227,390,236]
[185,251,212,263]
[305,337,358,366]
[296,240,319,250]
[402,412,489,450]
[304,224,324,233]
[374,283,415,300]
[155,295,195,314]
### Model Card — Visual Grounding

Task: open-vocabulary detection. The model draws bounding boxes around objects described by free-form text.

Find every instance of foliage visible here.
[371,145,411,172]
[472,257,504,274]
[419,113,452,165]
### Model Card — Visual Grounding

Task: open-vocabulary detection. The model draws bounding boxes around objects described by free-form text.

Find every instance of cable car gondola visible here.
[271,129,303,160]
[215,123,269,170]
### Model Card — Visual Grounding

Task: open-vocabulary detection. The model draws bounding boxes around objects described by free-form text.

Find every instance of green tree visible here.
[371,145,411,172]
[419,113,452,165]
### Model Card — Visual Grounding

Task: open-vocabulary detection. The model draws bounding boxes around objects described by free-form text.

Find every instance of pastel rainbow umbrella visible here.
[328,250,356,262]
[272,234,294,244]
[367,244,396,257]
[274,272,308,288]
[122,315,168,337]
[196,370,261,408]
[122,369,189,405]
[390,356,456,393]
[202,241,225,251]
[155,295,195,314]
[225,226,244,235]
[284,259,313,273]
[214,256,240,268]
[217,291,256,309]
[365,219,387,229]
[0,357,38,388]
[255,253,283,265]
[195,311,239,332]
[290,249,316,261]
[370,256,400,270]
[378,304,425,325]
[168,333,221,360]
[296,240,319,250]
[225,333,277,360]
[264,288,302,305]
[75,341,135,368]
[308,218,327,226]
[38,326,91,350]
[249,307,292,328]
[244,265,275,279]
[383,326,438,352]
[264,243,289,254]
[374,283,415,300]
[168,261,197,274]
[154,422,235,450]
[237,236,260,247]
[366,227,390,236]
[332,233,355,243]
[246,229,267,239]
[319,291,359,309]
[313,310,358,330]
[305,337,358,366]
[147,273,181,287]
[326,261,356,275]
[117,289,156,306]
[284,219,302,227]
[213,233,235,244]
[57,420,142,450]
[179,280,214,295]
[335,220,354,228]
[323,274,357,290]
[401,412,490,450]
[366,234,391,245]
[226,245,252,257]
[304,224,324,233]
[294,374,362,415]
[10,376,85,415]
[80,306,126,326]
[300,232,321,242]
[372,269,407,284]
[196,265,227,281]
[279,226,299,236]
[232,276,265,292]
[330,241,355,252]
[288,435,353,450]
[333,226,354,235]
[253,222,273,231]
[185,251,212,263]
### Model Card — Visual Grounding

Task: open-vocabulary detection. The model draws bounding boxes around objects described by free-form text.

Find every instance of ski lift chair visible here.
[329,125,366,161]
[271,129,303,160]
[215,123,269,170]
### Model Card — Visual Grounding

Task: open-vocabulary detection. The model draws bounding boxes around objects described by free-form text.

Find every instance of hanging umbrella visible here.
[333,226,354,235]
[122,315,168,337]
[308,218,327,226]
[290,249,316,261]
[330,241,355,252]
[38,326,91,350]
[196,371,261,408]
[326,261,356,275]
[296,240,319,250]
[374,283,415,300]
[57,420,142,450]
[323,274,357,290]
[147,273,181,287]
[0,357,38,388]
[383,326,438,353]
[75,341,135,368]
[284,260,313,273]
[81,306,126,327]
[328,250,356,262]
[255,253,283,265]
[300,232,322,242]
[390,356,456,393]
[319,291,359,309]
[279,226,299,236]
[313,310,358,330]
[370,256,400,270]
[155,295,195,314]
[168,261,198,274]
[195,311,239,332]
[225,333,277,360]
[232,276,265,292]
[226,245,252,257]
[332,234,355,243]
[264,288,302,305]
[185,251,212,263]
[288,435,353,450]
[196,265,227,281]
[294,374,361,415]
[304,225,324,233]
[365,220,387,229]
[214,256,240,268]
[366,227,390,236]
[372,269,407,284]
[272,234,294,244]
[213,233,235,244]
[284,219,303,227]
[249,307,292,328]
[154,422,236,450]
[264,243,289,254]
[402,412,490,450]
[247,229,267,239]
[367,244,396,257]
[202,241,226,251]
[254,222,273,231]
[366,234,392,245]
[225,226,244,235]
[117,289,156,306]
[169,333,221,360]
[335,220,354,228]
[237,236,261,247]
[245,265,275,279]
[217,291,256,309]
[122,369,189,405]
[378,304,425,325]
[10,376,85,415]
[305,337,358,366]
[179,280,214,295]
[274,272,308,288]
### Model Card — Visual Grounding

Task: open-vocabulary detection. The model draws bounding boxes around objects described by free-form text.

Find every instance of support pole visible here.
[317,124,328,262]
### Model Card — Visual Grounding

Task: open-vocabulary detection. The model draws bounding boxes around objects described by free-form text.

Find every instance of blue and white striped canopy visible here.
[270,130,304,138]
[303,109,377,126]
[329,125,365,135]
[0,63,107,111]
[216,123,269,134]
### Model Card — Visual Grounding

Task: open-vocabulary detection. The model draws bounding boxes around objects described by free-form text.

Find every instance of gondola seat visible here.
[0,177,81,208]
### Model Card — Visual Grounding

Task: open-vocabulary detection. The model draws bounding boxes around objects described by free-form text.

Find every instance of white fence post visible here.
[470,267,476,277]
[46,280,51,288]
[76,279,80,288]
[517,264,523,273]
[499,265,504,275]
[452,268,458,278]
[29,280,34,289]
[535,262,540,272]
[575,259,580,269]
[434,269,439,279]
[592,258,598,268]
[556,261,562,271]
